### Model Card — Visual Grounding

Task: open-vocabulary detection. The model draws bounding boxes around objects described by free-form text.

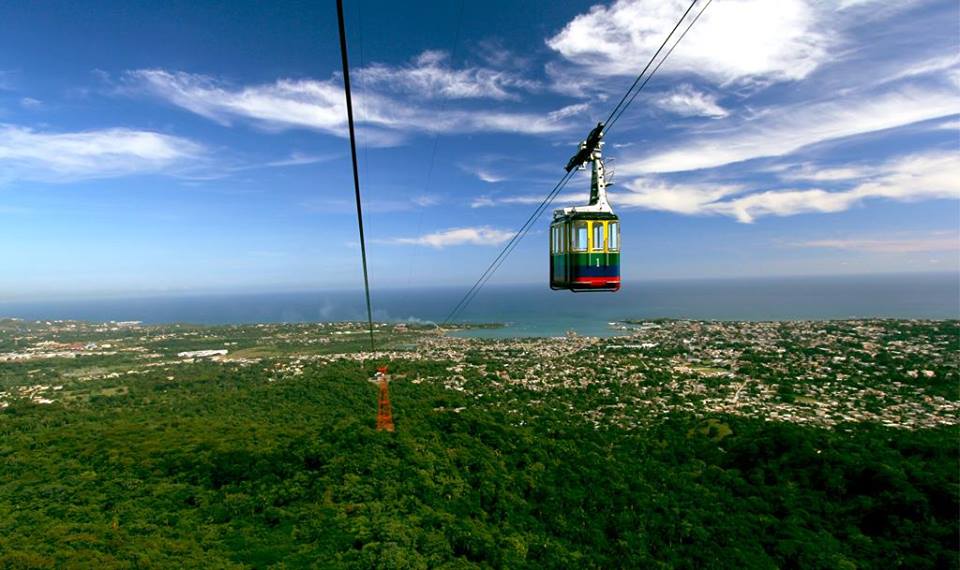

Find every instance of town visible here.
[1,317,956,432]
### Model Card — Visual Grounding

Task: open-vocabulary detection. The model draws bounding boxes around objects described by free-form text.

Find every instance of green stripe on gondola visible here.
[551,252,620,264]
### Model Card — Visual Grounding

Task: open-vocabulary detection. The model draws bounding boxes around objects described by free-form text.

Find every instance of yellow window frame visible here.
[587,221,608,253]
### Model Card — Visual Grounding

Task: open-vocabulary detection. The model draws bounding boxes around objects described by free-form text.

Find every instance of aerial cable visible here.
[354,0,370,196]
[336,0,376,352]
[407,0,467,288]
[602,0,701,130]
[450,170,578,322]
[442,0,709,324]
[605,0,713,135]
[442,169,577,324]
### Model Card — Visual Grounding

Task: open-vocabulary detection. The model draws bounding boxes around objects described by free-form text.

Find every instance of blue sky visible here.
[0,0,957,299]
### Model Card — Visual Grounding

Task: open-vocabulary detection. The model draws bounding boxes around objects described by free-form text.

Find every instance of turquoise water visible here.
[2,273,957,338]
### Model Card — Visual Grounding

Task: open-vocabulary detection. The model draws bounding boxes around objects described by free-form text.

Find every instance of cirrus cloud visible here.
[0,123,205,183]
[356,50,539,101]
[653,84,728,118]
[616,150,960,223]
[791,233,959,254]
[620,87,960,174]
[382,226,515,248]
[124,63,583,143]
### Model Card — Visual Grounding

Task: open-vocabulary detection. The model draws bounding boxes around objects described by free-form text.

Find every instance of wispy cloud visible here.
[303,194,439,214]
[614,179,745,215]
[459,164,507,184]
[356,50,539,101]
[411,195,439,207]
[264,151,339,168]
[653,84,728,118]
[470,196,496,208]
[127,69,348,133]
[547,0,831,85]
[620,86,960,174]
[19,97,42,110]
[791,233,959,254]
[124,67,581,141]
[0,123,205,183]
[475,170,506,183]
[469,192,584,209]
[616,151,960,222]
[214,151,340,174]
[936,118,960,131]
[382,226,515,248]
[775,164,874,182]
[879,52,960,85]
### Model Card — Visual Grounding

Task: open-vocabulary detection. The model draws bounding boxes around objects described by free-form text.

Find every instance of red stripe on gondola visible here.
[573,276,620,285]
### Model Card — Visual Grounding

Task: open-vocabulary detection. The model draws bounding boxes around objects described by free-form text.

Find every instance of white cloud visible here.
[384,226,515,248]
[717,151,960,222]
[621,86,960,174]
[936,118,960,131]
[547,0,830,85]
[264,151,339,167]
[356,50,538,100]
[706,188,857,223]
[475,170,505,183]
[791,233,959,254]
[615,179,744,215]
[303,195,438,214]
[836,0,927,14]
[0,123,205,182]
[777,164,873,182]
[19,97,42,110]
[880,53,960,85]
[616,151,960,222]
[412,195,439,207]
[654,84,727,118]
[128,69,348,134]
[468,192,585,209]
[125,68,579,140]
[470,196,496,208]
[459,162,507,183]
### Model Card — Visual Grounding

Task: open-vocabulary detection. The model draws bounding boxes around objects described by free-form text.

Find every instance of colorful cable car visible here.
[550,123,620,292]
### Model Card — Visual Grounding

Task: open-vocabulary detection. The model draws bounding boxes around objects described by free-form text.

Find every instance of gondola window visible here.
[593,222,604,252]
[575,222,588,251]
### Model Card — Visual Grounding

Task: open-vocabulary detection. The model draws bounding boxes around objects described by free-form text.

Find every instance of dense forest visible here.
[0,356,956,569]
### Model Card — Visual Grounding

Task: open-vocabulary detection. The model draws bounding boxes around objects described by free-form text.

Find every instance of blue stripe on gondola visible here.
[575,265,620,277]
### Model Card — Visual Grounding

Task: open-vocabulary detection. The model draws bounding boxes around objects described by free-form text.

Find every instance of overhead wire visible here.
[354,0,370,190]
[451,169,579,321]
[605,0,713,135]
[601,0,701,130]
[407,0,467,288]
[336,0,377,351]
[442,0,709,325]
[353,0,377,340]
[442,169,577,325]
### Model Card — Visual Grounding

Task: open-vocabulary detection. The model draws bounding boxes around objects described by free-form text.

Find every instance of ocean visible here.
[1,273,957,338]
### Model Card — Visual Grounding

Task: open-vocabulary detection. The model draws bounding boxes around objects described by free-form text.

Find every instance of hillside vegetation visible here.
[1,355,956,569]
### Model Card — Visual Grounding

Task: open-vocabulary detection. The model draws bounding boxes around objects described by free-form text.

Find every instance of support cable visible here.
[601,0,700,130]
[336,0,376,351]
[408,0,467,288]
[605,0,713,135]
[450,172,577,322]
[442,169,576,325]
[442,0,708,325]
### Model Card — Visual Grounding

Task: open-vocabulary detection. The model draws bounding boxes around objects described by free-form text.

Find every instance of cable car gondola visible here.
[550,123,620,292]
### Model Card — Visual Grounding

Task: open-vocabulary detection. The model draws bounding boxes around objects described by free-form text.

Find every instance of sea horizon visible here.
[2,272,957,338]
